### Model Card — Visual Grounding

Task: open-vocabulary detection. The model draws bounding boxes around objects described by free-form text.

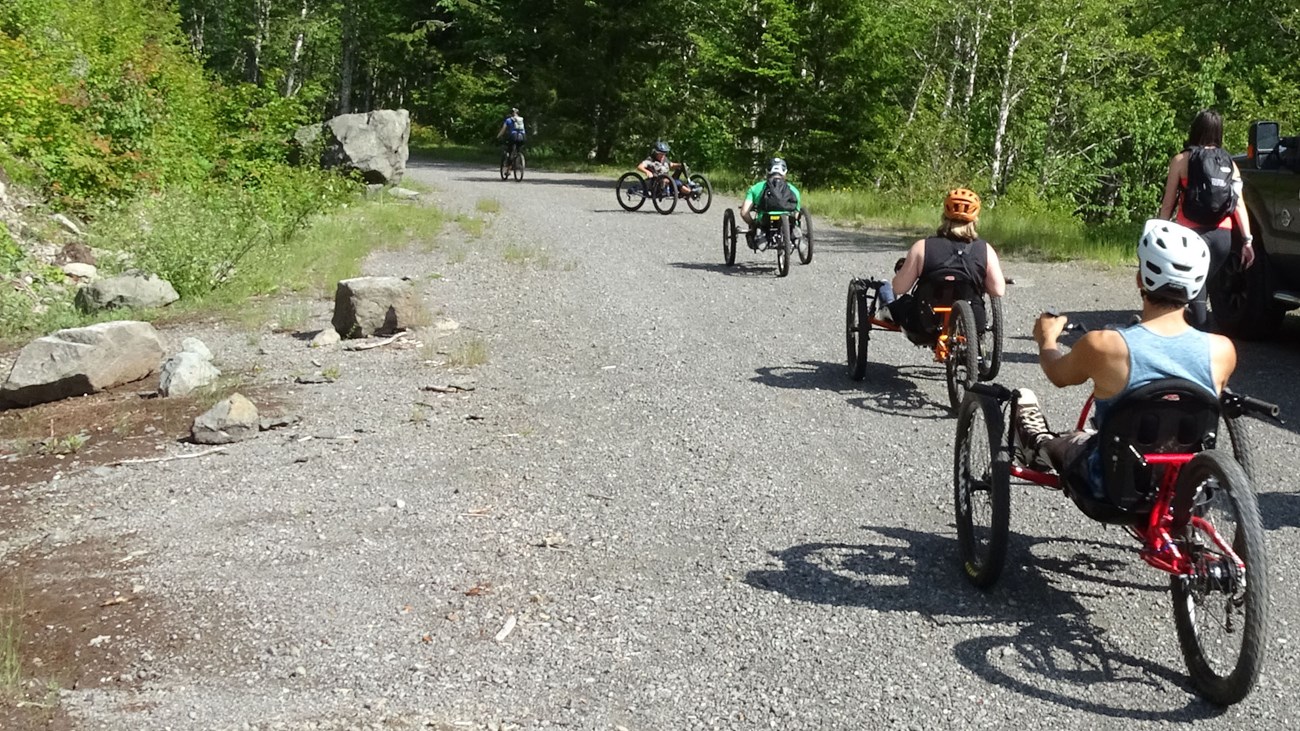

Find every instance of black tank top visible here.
[921,237,988,292]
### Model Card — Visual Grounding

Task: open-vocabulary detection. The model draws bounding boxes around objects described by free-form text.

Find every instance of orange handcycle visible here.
[844,276,1003,408]
[955,373,1279,705]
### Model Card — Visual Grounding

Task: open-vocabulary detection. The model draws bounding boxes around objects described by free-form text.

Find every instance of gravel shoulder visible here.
[6,160,1300,729]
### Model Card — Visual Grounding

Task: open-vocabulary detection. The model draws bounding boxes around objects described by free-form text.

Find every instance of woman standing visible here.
[1157,109,1256,330]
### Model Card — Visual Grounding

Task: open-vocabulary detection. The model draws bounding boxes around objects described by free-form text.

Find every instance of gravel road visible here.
[22,161,1300,729]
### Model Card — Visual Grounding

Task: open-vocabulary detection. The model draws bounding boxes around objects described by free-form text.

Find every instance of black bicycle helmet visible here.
[653,141,670,154]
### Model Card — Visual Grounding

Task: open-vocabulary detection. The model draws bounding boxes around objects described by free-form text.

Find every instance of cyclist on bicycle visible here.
[1018,219,1237,497]
[739,158,802,237]
[496,107,526,161]
[637,141,693,198]
[876,188,1006,344]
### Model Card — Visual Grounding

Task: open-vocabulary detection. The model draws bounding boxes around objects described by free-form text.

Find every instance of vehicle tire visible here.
[846,281,872,381]
[1209,222,1286,340]
[775,215,791,277]
[652,175,677,215]
[978,295,1004,381]
[512,152,525,181]
[722,208,737,267]
[796,207,813,265]
[1224,415,1259,492]
[1171,450,1268,706]
[954,391,1011,589]
[499,152,510,181]
[687,174,712,214]
[616,172,646,212]
[946,300,980,410]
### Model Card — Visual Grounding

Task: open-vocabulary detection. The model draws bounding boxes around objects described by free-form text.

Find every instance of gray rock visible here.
[75,272,180,312]
[158,351,221,397]
[388,187,421,200]
[191,394,260,444]
[0,321,164,407]
[51,213,84,237]
[310,328,341,348]
[312,110,410,184]
[180,337,214,362]
[61,262,98,280]
[331,277,420,338]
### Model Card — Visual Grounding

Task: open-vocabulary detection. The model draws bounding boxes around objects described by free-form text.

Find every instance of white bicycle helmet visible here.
[1137,219,1210,302]
[768,157,788,176]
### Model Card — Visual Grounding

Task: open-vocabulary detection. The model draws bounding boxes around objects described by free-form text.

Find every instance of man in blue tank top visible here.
[1017,220,1237,497]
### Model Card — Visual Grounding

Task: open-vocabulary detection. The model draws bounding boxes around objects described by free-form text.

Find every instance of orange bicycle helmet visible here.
[943,188,981,222]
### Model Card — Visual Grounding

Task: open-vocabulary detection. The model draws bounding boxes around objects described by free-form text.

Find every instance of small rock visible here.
[75,272,180,312]
[388,187,421,200]
[61,262,98,280]
[259,415,302,431]
[158,351,220,397]
[180,337,214,361]
[191,394,260,444]
[295,372,336,385]
[393,499,406,510]
[433,318,459,331]
[310,328,341,348]
[51,213,84,237]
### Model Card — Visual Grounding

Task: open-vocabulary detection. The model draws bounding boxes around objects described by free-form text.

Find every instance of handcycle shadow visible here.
[1256,491,1300,531]
[846,363,955,417]
[749,359,949,416]
[745,525,1223,719]
[669,261,777,278]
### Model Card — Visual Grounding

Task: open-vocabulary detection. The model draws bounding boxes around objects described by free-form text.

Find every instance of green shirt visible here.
[744,178,802,214]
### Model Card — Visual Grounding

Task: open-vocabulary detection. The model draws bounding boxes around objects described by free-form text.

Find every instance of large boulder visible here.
[191,393,259,444]
[298,109,410,184]
[75,272,179,312]
[1,321,164,407]
[331,276,420,338]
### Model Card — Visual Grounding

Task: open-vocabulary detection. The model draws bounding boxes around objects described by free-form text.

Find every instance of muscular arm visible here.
[636,162,652,178]
[1157,154,1183,220]
[1034,316,1129,397]
[891,240,926,295]
[984,246,1007,297]
[1209,333,1237,393]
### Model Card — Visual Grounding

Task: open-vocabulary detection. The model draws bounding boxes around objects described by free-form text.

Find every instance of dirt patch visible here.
[0,538,162,730]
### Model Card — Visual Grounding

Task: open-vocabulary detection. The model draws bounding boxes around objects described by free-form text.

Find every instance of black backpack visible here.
[1182,146,1237,227]
[758,177,798,212]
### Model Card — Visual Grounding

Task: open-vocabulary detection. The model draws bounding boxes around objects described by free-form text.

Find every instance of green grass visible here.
[475,198,502,214]
[502,242,552,268]
[455,214,486,238]
[445,337,490,367]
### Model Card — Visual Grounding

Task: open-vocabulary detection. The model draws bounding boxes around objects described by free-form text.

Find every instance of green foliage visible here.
[92,167,353,298]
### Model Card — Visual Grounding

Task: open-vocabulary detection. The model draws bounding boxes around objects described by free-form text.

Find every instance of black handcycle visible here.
[721,207,813,277]
[616,163,711,215]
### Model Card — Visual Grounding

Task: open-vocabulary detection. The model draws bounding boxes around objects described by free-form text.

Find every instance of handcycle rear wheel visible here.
[512,152,525,181]
[722,209,737,267]
[953,391,1011,588]
[979,295,1004,381]
[845,280,872,380]
[775,216,792,277]
[946,300,980,409]
[687,174,712,213]
[1170,450,1268,706]
[616,172,646,212]
[796,207,813,265]
[652,175,677,215]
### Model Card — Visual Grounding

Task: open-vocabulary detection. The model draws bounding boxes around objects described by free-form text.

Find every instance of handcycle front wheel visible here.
[512,152,525,181]
[652,175,678,215]
[845,280,873,380]
[687,174,712,214]
[775,216,792,277]
[953,391,1011,589]
[722,208,737,267]
[1171,449,1268,706]
[797,207,813,265]
[978,295,1004,381]
[616,172,646,211]
[946,300,980,409]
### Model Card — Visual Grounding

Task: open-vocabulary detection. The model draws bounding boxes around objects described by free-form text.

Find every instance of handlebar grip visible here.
[1242,395,1281,419]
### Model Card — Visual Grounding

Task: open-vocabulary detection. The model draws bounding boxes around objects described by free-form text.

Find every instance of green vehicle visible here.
[1210,121,1300,339]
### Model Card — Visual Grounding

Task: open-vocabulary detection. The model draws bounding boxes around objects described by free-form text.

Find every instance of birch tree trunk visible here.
[282,0,309,98]
[989,27,1027,194]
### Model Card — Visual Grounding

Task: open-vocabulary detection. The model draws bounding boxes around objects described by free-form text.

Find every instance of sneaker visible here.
[1015,389,1055,470]
[875,303,893,323]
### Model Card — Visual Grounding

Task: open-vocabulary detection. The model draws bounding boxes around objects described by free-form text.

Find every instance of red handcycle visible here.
[954,369,1279,705]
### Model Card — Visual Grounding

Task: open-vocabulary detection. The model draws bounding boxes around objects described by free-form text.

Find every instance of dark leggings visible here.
[1186,227,1232,331]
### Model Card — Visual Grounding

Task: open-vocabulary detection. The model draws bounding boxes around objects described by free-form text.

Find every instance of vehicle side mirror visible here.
[1249,121,1280,169]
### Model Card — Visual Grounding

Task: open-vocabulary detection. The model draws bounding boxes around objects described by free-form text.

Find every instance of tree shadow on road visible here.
[745,526,1223,721]
[448,174,615,191]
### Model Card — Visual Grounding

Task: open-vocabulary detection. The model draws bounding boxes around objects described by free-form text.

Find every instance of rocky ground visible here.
[4,160,1300,730]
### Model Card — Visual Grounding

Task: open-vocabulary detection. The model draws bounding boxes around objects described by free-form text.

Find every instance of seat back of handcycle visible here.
[1063,378,1221,524]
